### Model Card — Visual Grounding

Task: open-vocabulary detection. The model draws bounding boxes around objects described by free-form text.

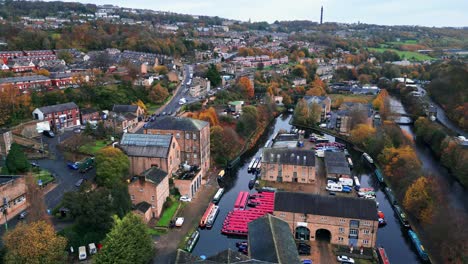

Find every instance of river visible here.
[389,96,468,212]
[191,113,425,263]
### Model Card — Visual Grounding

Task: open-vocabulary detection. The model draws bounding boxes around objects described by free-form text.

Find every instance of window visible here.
[139,188,143,192]
[363,229,370,235]
[320,216,328,222]
[349,229,358,238]
[172,143,175,149]
[194,154,198,159]
[185,133,190,140]
[270,176,274,179]
[363,221,371,226]
[186,153,190,159]
[131,195,135,200]
[151,196,155,201]
[339,218,346,224]
[338,237,344,242]
[279,213,286,218]
[363,239,369,245]
[193,133,197,140]
[339,227,345,234]
[176,133,180,139]
[350,220,360,228]
[301,215,307,220]
[151,204,155,208]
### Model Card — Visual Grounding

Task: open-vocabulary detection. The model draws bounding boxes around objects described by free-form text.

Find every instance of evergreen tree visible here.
[206,64,221,87]
[5,143,30,174]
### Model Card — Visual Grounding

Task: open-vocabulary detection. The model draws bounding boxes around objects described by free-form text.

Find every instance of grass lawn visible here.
[368,47,434,61]
[156,200,180,227]
[34,169,54,185]
[147,227,167,236]
[79,140,108,155]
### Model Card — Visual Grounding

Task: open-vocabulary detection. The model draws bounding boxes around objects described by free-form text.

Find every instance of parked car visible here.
[143,123,149,129]
[67,162,79,170]
[75,178,85,187]
[78,246,87,260]
[73,128,81,133]
[162,112,167,116]
[319,123,327,128]
[302,260,313,264]
[43,130,55,138]
[18,211,27,220]
[337,255,355,263]
[180,195,192,202]
[30,162,39,168]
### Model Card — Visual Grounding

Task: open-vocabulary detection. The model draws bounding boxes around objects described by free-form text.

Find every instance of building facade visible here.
[0,176,27,225]
[128,167,169,219]
[145,117,210,178]
[260,148,316,184]
[0,129,13,157]
[274,192,378,248]
[32,102,80,129]
[324,151,351,180]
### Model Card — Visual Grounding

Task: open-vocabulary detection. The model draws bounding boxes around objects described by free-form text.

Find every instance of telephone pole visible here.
[320,6,323,25]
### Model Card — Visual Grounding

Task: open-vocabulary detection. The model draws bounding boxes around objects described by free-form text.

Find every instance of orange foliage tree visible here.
[237,76,254,99]
[0,84,32,126]
[372,89,389,114]
[192,107,219,126]
[349,124,376,148]
[379,146,421,189]
[403,177,439,224]
[149,83,169,103]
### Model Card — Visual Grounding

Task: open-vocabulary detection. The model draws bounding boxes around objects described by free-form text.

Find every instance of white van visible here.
[78,246,87,260]
[326,182,343,192]
[339,177,354,187]
[88,243,97,255]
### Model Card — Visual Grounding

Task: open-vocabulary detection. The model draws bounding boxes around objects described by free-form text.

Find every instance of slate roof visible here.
[140,166,168,185]
[324,151,351,175]
[112,104,139,113]
[37,102,78,114]
[145,116,209,131]
[174,249,274,264]
[0,75,51,84]
[119,133,172,158]
[262,148,315,166]
[248,215,301,264]
[274,192,378,221]
[135,201,151,213]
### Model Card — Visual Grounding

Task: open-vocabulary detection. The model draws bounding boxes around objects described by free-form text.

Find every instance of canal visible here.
[192,113,425,263]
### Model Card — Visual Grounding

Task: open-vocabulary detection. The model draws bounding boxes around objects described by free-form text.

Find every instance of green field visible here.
[368,47,434,61]
[388,39,418,45]
[79,140,108,155]
[34,170,54,185]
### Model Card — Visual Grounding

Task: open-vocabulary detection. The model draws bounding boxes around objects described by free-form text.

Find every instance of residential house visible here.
[228,101,244,113]
[49,72,74,88]
[129,166,169,221]
[32,102,80,129]
[8,61,35,72]
[0,75,51,91]
[274,192,378,248]
[293,78,307,86]
[329,103,373,134]
[144,117,210,178]
[0,51,23,60]
[0,61,9,71]
[260,148,316,184]
[80,108,101,125]
[0,176,27,225]
[0,129,13,157]
[190,77,210,97]
[112,104,145,120]
[324,151,351,180]
[106,112,139,133]
[119,133,180,176]
[304,96,332,121]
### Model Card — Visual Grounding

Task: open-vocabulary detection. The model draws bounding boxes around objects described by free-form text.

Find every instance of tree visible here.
[293,99,309,126]
[292,64,308,78]
[25,173,49,223]
[149,83,169,103]
[3,221,67,264]
[236,106,258,137]
[94,213,154,264]
[5,143,30,174]
[133,99,147,114]
[403,177,438,224]
[95,147,129,187]
[57,51,73,64]
[349,124,376,147]
[237,76,254,99]
[153,65,168,75]
[206,64,221,87]
[35,69,50,77]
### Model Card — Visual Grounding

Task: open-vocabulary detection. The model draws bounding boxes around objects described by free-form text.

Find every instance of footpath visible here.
[152,170,218,264]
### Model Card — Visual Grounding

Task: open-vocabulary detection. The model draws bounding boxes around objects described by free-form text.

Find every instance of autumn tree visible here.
[149,83,169,103]
[133,99,147,114]
[237,76,254,99]
[292,64,308,78]
[95,147,129,188]
[3,221,67,264]
[293,99,309,126]
[403,177,439,224]
[154,65,168,75]
[349,124,376,148]
[25,173,49,223]
[372,89,389,114]
[197,107,219,126]
[34,68,50,77]
[94,213,154,264]
[379,146,421,192]
[306,77,326,96]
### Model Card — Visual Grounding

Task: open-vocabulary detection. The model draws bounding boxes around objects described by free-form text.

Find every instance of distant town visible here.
[0,1,466,264]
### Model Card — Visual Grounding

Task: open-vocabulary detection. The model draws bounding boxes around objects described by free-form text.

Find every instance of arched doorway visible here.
[315,229,331,242]
[295,226,310,240]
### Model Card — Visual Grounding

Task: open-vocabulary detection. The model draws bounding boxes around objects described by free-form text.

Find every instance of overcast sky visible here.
[61,0,467,27]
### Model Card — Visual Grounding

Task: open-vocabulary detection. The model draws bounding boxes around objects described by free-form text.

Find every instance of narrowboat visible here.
[217,170,225,181]
[384,187,398,205]
[206,205,220,228]
[185,230,200,252]
[212,188,225,204]
[374,169,385,183]
[408,230,429,262]
[200,203,215,228]
[363,152,374,164]
[394,205,410,228]
[376,247,391,264]
[247,158,256,173]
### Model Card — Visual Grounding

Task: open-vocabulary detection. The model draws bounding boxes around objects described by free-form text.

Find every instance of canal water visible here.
[192,113,425,263]
[389,97,468,212]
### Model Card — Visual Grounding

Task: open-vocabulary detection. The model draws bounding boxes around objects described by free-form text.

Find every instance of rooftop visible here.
[37,102,78,114]
[248,215,301,264]
[274,192,378,221]
[262,148,315,167]
[140,166,168,185]
[119,133,172,158]
[135,201,151,213]
[145,116,209,132]
[112,104,139,113]
[324,151,351,175]
[0,75,51,84]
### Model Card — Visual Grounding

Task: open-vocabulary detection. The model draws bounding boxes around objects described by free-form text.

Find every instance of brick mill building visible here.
[0,176,27,225]
[145,117,210,178]
[260,148,316,184]
[273,192,379,248]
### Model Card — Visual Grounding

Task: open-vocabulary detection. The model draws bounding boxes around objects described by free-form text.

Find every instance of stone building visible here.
[0,176,27,225]
[145,117,210,178]
[260,148,316,184]
[274,192,378,248]
[324,151,351,180]
[0,129,13,157]
[128,166,169,220]
[119,133,180,176]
